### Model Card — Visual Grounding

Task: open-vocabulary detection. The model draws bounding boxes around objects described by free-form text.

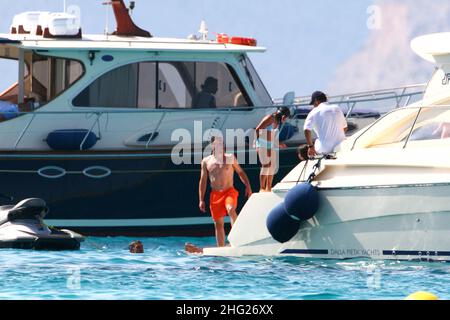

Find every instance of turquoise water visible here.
[0,236,449,300]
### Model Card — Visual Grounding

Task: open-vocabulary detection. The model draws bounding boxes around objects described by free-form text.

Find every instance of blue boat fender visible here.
[266,203,301,243]
[284,182,319,221]
[46,129,99,151]
[266,182,320,243]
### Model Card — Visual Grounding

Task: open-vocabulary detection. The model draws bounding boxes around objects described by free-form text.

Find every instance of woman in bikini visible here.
[254,106,291,192]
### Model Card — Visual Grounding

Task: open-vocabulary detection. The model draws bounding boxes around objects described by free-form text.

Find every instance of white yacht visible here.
[204,31,450,261]
[0,0,418,236]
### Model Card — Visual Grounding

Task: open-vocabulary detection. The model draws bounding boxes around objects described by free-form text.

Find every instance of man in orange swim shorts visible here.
[198,136,252,247]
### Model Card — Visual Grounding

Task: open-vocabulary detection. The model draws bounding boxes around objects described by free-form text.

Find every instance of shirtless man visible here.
[196,136,252,249]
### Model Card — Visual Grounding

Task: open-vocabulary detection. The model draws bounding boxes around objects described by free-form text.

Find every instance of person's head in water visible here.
[202,77,218,95]
[274,106,291,127]
[129,240,144,253]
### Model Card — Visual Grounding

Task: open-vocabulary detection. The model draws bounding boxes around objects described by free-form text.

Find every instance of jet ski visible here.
[0,196,84,250]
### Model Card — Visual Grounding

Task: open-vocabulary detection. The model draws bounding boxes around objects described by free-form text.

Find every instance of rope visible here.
[296,160,308,185]
[306,155,327,184]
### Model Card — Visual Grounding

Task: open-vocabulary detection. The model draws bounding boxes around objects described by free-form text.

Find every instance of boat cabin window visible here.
[0,50,83,110]
[32,54,84,103]
[240,54,273,107]
[73,61,252,109]
[0,58,28,104]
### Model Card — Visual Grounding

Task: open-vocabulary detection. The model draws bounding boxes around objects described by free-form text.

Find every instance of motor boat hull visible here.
[0,148,300,237]
[204,183,450,261]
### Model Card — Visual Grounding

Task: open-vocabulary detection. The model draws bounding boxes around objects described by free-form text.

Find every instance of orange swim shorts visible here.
[209,187,239,221]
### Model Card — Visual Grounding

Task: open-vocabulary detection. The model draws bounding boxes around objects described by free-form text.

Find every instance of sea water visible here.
[0,236,448,300]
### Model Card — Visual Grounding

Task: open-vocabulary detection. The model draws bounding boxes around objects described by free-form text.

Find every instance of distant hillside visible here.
[327,0,450,94]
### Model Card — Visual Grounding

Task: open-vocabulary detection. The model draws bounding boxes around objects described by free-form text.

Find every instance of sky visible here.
[0,0,376,100]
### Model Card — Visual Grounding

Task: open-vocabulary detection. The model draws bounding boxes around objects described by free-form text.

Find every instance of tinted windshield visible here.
[352,107,450,149]
[240,54,273,107]
[73,61,252,109]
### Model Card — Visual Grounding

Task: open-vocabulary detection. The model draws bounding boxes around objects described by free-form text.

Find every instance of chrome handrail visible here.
[80,112,102,150]
[146,111,167,149]
[403,108,422,150]
[274,83,426,111]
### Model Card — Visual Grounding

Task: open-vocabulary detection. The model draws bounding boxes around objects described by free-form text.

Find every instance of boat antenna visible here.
[199,0,208,41]
[63,0,67,12]
[201,0,206,20]
[129,1,135,15]
[102,1,112,35]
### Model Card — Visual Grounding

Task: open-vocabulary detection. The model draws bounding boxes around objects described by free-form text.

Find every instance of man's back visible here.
[304,103,347,154]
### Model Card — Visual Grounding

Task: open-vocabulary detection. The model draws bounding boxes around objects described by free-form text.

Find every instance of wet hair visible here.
[274,106,291,127]
[129,240,144,253]
[297,144,309,162]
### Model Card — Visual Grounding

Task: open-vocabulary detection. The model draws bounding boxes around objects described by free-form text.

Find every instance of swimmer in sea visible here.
[185,243,203,254]
[129,240,144,253]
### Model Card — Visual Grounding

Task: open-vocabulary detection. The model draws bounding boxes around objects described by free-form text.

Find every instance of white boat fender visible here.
[266,182,320,243]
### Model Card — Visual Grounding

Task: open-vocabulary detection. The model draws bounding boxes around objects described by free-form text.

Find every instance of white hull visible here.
[204,184,450,261]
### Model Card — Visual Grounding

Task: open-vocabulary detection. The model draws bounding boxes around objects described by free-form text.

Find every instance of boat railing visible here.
[274,83,426,119]
[1,83,426,151]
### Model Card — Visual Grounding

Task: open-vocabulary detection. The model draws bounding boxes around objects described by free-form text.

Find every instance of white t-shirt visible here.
[304,102,347,154]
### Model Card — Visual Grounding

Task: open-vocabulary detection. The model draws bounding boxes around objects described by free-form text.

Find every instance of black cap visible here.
[309,91,327,105]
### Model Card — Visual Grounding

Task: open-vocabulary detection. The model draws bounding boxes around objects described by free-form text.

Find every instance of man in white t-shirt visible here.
[304,91,347,157]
